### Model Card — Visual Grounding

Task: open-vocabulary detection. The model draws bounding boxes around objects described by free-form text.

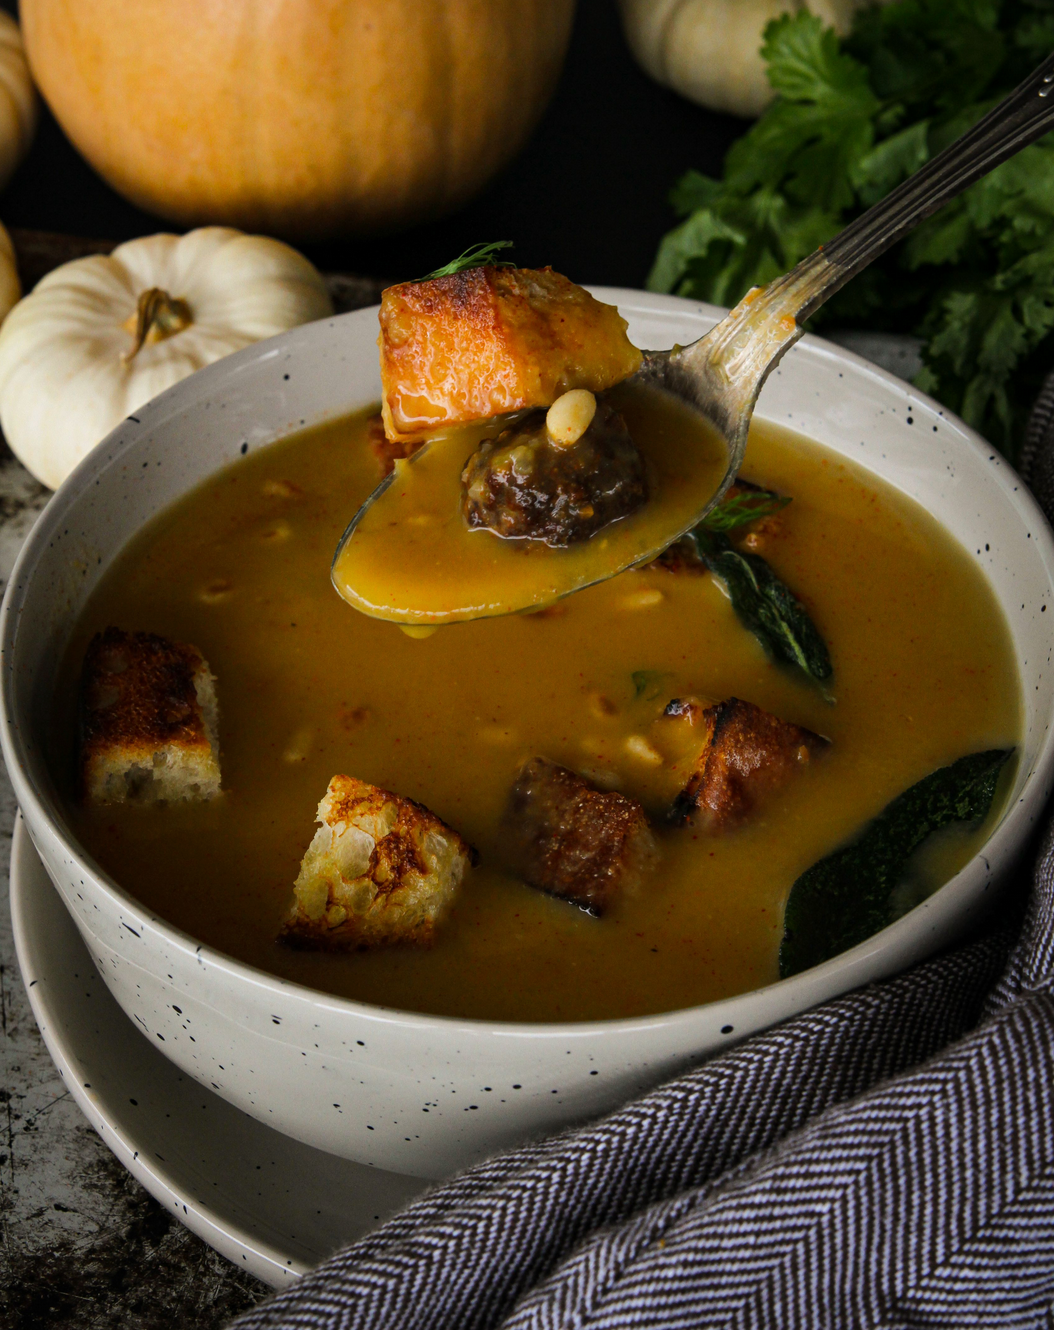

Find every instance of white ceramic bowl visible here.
[4,291,1054,1181]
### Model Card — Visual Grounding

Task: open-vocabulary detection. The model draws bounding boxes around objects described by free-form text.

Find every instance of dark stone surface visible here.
[0,1143,264,1330]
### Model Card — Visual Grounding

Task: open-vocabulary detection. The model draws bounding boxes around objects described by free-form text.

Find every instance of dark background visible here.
[0,0,746,288]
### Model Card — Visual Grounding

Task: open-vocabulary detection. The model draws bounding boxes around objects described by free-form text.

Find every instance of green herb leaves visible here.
[666,485,831,683]
[649,0,1054,459]
[779,748,1013,977]
[414,241,515,283]
[692,529,832,681]
[701,485,790,534]
[735,14,878,213]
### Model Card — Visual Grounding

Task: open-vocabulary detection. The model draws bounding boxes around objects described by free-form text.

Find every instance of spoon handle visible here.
[794,49,1054,320]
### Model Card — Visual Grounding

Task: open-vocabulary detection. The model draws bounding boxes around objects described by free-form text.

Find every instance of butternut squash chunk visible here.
[378,266,643,443]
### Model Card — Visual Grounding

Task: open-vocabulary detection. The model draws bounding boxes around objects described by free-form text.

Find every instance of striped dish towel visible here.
[229,399,1054,1330]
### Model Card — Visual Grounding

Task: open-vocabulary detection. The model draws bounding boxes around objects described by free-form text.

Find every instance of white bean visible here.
[624,735,663,766]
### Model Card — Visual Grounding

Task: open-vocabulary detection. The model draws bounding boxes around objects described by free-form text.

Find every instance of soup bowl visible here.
[4,291,1054,1180]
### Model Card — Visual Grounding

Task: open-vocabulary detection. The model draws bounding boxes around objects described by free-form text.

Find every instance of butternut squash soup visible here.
[58,406,1021,1022]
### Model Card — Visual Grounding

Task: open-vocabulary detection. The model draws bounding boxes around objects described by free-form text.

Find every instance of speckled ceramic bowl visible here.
[4,292,1054,1180]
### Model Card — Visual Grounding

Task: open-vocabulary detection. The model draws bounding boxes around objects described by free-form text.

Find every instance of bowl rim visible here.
[3,288,1052,1040]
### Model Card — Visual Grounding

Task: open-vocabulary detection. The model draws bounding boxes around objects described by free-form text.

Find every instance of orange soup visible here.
[56,406,1021,1022]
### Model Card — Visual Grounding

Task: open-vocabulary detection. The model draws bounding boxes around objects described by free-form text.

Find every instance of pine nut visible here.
[546,389,597,446]
[283,727,314,763]
[198,578,233,604]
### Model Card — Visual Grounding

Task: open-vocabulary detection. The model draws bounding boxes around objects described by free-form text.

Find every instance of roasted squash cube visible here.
[378,266,643,442]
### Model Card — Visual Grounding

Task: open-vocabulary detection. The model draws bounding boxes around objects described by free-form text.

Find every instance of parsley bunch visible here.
[648,0,1054,459]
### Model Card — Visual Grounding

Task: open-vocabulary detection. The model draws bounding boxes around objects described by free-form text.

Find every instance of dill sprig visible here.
[414,241,515,283]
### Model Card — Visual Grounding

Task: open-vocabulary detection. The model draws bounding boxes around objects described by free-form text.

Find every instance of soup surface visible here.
[59,407,1021,1022]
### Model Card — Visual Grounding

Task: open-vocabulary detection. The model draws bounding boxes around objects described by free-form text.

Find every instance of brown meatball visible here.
[460,398,648,547]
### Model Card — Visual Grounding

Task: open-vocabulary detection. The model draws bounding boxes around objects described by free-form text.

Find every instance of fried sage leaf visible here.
[691,528,832,681]
[779,748,1014,978]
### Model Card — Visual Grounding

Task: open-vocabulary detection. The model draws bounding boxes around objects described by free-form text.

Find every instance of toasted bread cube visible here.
[668,697,829,830]
[80,628,220,804]
[281,775,474,950]
[378,266,643,442]
[506,757,657,914]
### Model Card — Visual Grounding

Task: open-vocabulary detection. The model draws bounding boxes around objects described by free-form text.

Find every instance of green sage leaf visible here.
[692,529,832,681]
[779,747,1014,977]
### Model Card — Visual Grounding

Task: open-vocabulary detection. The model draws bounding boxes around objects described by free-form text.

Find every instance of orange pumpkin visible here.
[21,0,576,241]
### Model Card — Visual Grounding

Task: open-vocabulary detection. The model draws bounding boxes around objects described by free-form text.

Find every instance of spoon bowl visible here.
[330,377,729,624]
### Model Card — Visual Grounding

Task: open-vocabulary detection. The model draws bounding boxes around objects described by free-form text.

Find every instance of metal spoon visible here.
[335,50,1054,622]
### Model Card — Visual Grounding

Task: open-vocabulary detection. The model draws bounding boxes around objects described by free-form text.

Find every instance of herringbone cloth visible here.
[229,393,1054,1330]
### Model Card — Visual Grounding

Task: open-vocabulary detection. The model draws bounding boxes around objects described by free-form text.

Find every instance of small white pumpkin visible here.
[0,221,21,324]
[619,0,875,119]
[0,226,334,488]
[0,12,37,189]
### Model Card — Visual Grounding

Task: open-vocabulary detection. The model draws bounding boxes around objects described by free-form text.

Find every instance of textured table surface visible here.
[0,452,270,1328]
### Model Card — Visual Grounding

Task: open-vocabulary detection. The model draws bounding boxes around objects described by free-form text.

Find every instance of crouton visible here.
[668,697,829,830]
[506,757,657,914]
[80,627,220,804]
[378,266,643,443]
[281,775,474,950]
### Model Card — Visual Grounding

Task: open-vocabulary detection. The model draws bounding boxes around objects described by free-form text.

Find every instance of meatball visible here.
[460,395,648,547]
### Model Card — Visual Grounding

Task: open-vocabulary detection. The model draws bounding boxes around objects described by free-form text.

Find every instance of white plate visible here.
[9,814,426,1288]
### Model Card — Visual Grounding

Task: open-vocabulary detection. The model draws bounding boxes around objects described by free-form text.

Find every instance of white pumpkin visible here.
[0,12,37,189]
[619,0,876,119]
[0,226,334,488]
[0,221,20,324]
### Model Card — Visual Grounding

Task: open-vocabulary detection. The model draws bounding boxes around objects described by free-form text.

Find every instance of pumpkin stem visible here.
[123,288,193,361]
